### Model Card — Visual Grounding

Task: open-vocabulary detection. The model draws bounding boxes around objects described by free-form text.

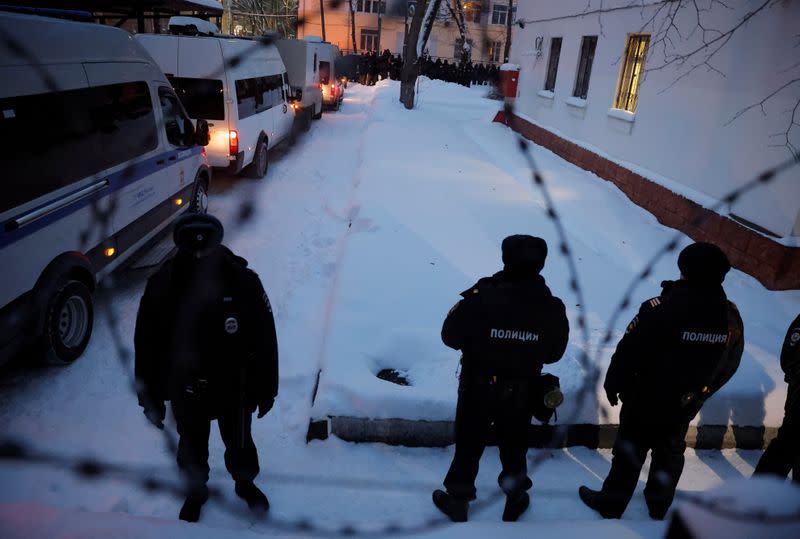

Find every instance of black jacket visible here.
[134,246,278,414]
[781,314,800,411]
[604,280,744,418]
[442,271,569,381]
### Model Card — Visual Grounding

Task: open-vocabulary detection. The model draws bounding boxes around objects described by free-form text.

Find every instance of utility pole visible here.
[350,0,358,53]
[503,0,513,62]
[319,0,327,41]
[377,1,383,52]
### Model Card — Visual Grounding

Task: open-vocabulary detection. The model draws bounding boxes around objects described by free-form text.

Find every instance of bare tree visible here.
[349,0,358,53]
[230,0,298,37]
[400,0,444,109]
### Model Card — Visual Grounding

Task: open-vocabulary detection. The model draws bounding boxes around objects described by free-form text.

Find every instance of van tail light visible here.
[229,130,238,156]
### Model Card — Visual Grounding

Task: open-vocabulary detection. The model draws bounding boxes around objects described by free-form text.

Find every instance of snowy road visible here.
[1,80,798,537]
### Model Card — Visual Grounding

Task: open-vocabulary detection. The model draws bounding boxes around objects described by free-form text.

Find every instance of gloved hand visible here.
[143,401,166,430]
[257,398,274,419]
[605,389,619,407]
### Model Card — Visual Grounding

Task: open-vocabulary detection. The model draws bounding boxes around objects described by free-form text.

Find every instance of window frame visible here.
[360,28,379,52]
[543,37,562,92]
[614,33,650,113]
[0,81,159,214]
[573,35,598,100]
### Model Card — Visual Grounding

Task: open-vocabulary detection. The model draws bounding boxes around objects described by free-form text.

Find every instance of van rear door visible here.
[178,38,230,167]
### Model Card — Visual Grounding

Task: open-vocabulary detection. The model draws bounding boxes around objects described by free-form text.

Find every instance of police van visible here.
[0,12,211,366]
[136,23,294,178]
[276,37,334,126]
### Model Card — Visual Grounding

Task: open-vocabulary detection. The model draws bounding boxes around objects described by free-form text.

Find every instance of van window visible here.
[319,61,330,85]
[0,81,157,214]
[313,53,317,72]
[167,77,224,120]
[235,75,284,120]
[159,89,195,148]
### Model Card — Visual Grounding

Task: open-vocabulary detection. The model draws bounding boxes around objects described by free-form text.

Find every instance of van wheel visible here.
[191,176,209,214]
[312,104,322,120]
[39,280,94,364]
[303,109,312,131]
[248,140,268,178]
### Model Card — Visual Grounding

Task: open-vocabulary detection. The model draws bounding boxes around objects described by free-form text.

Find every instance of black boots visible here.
[502,491,530,522]
[578,485,624,519]
[179,486,209,522]
[235,481,270,514]
[432,489,468,522]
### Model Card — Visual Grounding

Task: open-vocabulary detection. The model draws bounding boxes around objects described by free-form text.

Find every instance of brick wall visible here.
[494,111,800,290]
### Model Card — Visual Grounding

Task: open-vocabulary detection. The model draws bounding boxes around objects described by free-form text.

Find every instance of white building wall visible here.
[510,0,800,238]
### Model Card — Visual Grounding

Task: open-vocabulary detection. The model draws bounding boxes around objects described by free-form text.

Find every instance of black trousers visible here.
[444,382,533,500]
[601,403,689,518]
[755,385,799,482]
[172,399,259,489]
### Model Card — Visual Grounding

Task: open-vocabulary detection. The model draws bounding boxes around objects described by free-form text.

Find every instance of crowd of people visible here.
[353,49,500,88]
[419,56,500,87]
[356,50,404,85]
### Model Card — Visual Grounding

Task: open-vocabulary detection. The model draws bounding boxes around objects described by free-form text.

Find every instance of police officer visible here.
[134,214,279,522]
[754,313,800,482]
[579,242,744,520]
[433,235,569,522]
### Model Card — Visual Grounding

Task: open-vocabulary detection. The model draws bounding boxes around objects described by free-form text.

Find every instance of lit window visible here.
[488,40,503,63]
[614,34,650,112]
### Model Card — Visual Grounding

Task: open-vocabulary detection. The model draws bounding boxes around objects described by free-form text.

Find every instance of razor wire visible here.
[1,0,800,535]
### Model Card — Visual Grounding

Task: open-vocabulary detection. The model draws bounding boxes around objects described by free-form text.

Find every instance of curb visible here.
[307,416,778,450]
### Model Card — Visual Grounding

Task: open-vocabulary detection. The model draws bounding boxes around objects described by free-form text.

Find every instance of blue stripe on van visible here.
[0,147,202,249]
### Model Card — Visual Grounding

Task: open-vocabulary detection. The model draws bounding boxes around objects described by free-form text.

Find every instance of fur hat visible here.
[173,213,224,253]
[677,242,731,285]
[502,235,548,274]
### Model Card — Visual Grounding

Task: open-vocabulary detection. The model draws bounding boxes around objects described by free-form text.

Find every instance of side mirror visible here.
[195,119,210,146]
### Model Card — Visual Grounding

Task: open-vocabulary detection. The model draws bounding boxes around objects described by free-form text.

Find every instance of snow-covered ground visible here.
[1,79,798,537]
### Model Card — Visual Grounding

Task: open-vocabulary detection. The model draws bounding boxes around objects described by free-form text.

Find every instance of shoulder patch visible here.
[626,316,639,334]
[790,330,800,347]
[648,297,661,308]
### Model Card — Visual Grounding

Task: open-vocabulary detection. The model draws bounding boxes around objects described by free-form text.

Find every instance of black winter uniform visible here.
[135,246,278,488]
[754,314,800,481]
[601,279,743,518]
[441,271,569,500]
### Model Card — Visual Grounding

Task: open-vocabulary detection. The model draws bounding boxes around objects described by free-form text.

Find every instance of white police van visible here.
[0,12,211,365]
[136,22,294,178]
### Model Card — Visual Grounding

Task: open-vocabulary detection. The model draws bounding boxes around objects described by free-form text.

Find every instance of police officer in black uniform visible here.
[754,313,800,482]
[135,214,279,523]
[579,242,744,520]
[432,235,569,522]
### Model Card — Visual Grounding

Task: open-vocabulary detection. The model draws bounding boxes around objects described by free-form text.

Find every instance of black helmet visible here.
[173,213,224,253]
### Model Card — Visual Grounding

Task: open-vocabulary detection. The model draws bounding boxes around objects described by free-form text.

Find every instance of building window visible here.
[488,40,503,63]
[614,34,649,112]
[573,35,597,99]
[464,2,481,23]
[361,29,379,51]
[543,37,562,92]
[491,3,515,26]
[356,0,385,14]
